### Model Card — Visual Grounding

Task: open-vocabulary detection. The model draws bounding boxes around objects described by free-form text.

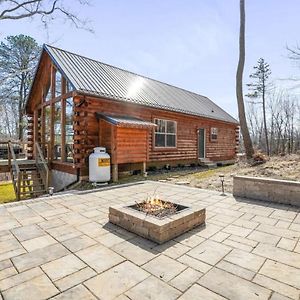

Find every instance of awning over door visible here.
[96,113,157,129]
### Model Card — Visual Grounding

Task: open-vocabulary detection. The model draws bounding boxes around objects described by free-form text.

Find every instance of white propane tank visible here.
[89,147,111,182]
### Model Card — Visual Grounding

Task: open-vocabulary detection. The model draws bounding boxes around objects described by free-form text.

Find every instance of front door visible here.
[198,128,205,159]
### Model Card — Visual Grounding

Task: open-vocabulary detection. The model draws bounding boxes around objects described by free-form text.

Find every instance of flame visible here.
[136,194,177,218]
[146,195,165,207]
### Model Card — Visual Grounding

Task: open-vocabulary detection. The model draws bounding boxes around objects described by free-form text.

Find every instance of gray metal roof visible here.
[96,113,156,128]
[44,44,238,124]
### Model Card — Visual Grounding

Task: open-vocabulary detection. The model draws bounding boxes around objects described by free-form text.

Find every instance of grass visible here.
[75,165,234,191]
[192,165,234,179]
[0,182,16,204]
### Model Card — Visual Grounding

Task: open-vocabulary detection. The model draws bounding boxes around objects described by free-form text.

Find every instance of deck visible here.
[0,159,35,173]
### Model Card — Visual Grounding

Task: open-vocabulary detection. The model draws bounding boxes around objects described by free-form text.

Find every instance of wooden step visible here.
[20,182,45,189]
[20,189,47,195]
[19,166,37,170]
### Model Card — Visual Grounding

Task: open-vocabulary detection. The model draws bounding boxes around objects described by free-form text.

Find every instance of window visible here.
[44,105,51,142]
[154,119,176,147]
[55,70,62,97]
[54,101,62,160]
[66,80,73,93]
[211,127,218,141]
[44,84,51,102]
[65,98,74,162]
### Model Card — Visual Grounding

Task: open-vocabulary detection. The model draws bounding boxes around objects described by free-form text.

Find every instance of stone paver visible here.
[177,254,212,273]
[84,261,149,300]
[178,284,227,300]
[216,260,255,280]
[169,267,202,291]
[12,243,69,272]
[11,224,44,242]
[126,276,181,300]
[247,230,281,245]
[224,249,265,272]
[2,274,58,300]
[277,237,297,251]
[52,284,96,300]
[187,240,232,265]
[55,267,96,292]
[21,234,57,252]
[253,243,300,268]
[112,239,158,266]
[199,267,272,300]
[143,254,186,282]
[253,274,300,300]
[62,234,97,252]
[0,267,43,291]
[41,254,86,281]
[0,181,299,299]
[76,244,124,273]
[259,260,300,289]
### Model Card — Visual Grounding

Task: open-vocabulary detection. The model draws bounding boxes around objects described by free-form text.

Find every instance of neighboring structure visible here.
[25,44,239,190]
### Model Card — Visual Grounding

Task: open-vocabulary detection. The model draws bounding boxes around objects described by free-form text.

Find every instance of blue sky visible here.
[1,0,300,118]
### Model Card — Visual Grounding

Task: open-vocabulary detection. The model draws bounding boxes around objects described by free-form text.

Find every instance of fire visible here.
[147,196,164,207]
[135,194,177,218]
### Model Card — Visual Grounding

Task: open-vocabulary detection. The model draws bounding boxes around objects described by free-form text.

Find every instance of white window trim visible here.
[154,118,177,148]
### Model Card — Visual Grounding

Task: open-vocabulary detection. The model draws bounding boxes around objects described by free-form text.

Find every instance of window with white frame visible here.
[211,127,218,141]
[154,119,177,147]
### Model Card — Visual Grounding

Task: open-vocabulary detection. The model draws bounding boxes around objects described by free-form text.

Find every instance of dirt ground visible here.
[77,154,300,195]
[2,155,298,203]
[163,154,300,194]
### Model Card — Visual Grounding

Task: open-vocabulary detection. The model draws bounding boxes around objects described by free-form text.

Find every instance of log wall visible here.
[72,94,238,175]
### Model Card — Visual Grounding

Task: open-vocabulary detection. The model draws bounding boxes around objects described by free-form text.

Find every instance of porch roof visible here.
[95,113,157,129]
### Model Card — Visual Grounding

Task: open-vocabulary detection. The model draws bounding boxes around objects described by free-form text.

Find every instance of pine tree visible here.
[247,58,271,155]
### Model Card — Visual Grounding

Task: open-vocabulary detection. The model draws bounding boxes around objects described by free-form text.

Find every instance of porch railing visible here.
[7,141,21,200]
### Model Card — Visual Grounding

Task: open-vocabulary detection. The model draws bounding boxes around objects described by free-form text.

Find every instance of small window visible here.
[154,119,176,148]
[211,127,218,141]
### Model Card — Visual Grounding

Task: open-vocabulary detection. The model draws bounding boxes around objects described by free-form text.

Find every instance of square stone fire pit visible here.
[109,200,206,244]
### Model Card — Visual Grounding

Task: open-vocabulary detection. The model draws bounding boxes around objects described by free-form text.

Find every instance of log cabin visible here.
[26,44,239,191]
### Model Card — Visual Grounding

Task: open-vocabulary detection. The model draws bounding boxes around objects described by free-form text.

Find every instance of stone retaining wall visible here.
[233,175,300,207]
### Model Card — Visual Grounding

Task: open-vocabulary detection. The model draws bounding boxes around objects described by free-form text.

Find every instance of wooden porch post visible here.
[112,164,118,182]
[33,110,39,157]
[50,65,56,161]
[142,161,147,176]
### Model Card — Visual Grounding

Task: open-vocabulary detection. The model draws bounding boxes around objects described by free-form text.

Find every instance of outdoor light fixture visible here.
[48,187,54,196]
[219,174,225,196]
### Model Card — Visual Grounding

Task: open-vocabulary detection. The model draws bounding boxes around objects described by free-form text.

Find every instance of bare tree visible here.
[0,0,92,31]
[236,0,254,159]
[266,89,300,155]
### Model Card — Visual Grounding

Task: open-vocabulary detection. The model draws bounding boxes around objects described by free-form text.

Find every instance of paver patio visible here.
[0,181,299,300]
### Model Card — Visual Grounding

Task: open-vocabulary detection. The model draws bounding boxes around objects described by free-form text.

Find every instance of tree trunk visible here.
[236,0,254,159]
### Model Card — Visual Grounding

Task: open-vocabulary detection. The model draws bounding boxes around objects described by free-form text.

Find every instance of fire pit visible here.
[109,195,206,244]
[129,197,188,219]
